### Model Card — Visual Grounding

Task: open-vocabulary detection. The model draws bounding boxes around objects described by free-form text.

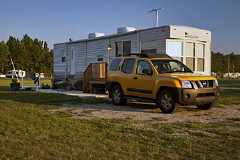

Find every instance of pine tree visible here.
[0,41,10,73]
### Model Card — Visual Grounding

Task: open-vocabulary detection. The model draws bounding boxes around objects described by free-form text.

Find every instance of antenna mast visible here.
[148,8,163,27]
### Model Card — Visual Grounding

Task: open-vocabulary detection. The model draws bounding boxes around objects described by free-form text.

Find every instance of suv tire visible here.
[197,101,216,110]
[112,85,127,105]
[158,89,180,113]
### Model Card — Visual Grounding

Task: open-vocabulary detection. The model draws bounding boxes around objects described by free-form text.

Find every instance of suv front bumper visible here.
[177,86,220,105]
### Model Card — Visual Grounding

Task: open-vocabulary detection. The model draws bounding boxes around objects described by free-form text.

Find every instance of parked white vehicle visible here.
[0,73,6,78]
[35,73,44,78]
[6,70,26,78]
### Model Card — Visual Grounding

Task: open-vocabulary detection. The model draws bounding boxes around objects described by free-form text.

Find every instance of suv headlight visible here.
[181,81,192,88]
[215,79,219,86]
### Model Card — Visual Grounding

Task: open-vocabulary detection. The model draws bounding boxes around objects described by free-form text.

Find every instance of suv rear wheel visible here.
[112,85,127,105]
[158,89,180,113]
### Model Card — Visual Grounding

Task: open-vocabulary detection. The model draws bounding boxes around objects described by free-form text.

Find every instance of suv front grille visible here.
[192,80,214,89]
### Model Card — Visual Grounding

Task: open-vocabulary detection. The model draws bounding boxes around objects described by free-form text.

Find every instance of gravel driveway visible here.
[51,100,240,123]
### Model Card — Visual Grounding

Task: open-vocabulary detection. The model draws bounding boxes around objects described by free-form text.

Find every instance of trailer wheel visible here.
[112,85,127,105]
[197,101,216,110]
[158,89,180,113]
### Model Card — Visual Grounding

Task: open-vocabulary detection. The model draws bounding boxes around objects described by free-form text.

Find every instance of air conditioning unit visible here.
[88,32,105,39]
[117,27,136,34]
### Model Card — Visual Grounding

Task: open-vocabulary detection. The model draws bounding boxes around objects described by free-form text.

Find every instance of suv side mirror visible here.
[142,69,153,75]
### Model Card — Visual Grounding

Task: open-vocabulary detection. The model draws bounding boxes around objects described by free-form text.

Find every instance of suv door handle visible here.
[133,77,138,79]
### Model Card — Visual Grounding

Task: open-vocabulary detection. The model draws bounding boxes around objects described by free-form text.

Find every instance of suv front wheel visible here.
[112,85,127,105]
[158,89,180,113]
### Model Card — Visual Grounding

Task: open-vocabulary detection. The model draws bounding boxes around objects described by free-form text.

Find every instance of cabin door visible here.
[70,47,76,75]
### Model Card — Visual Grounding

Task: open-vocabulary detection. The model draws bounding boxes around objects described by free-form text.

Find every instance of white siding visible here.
[53,43,66,78]
[54,25,212,79]
[169,25,211,41]
[77,42,87,77]
[139,27,169,54]
[87,39,109,66]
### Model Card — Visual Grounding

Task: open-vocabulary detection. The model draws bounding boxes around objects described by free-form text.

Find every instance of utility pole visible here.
[228,54,230,79]
[148,8,163,27]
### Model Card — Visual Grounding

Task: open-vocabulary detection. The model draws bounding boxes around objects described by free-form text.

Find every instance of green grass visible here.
[216,79,240,105]
[217,89,240,105]
[0,77,52,91]
[218,78,240,88]
[0,78,239,159]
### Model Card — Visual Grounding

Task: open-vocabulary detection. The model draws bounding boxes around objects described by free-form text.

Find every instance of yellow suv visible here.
[105,53,220,113]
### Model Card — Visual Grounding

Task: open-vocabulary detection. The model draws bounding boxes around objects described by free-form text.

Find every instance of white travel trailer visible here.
[54,25,211,80]
[6,70,26,78]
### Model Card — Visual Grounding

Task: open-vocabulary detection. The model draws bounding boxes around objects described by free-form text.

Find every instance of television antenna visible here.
[148,8,163,27]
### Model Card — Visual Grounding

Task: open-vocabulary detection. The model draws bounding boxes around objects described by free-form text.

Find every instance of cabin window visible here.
[167,41,183,62]
[62,51,66,62]
[115,41,131,56]
[196,43,205,72]
[141,41,157,53]
[98,55,103,61]
[197,58,204,72]
[185,42,195,71]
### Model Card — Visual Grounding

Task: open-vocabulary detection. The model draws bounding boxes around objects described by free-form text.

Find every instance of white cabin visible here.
[54,25,211,80]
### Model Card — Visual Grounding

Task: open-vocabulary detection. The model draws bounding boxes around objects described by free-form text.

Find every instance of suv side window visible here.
[109,59,121,71]
[136,60,152,75]
[122,59,135,74]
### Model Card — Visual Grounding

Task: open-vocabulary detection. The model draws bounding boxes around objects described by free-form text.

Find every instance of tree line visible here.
[0,34,238,78]
[211,51,240,76]
[0,34,53,77]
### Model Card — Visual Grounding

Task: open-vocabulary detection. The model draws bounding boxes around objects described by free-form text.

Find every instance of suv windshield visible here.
[151,60,192,74]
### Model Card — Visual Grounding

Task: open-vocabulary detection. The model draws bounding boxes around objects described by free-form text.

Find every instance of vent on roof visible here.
[88,32,105,39]
[117,27,136,34]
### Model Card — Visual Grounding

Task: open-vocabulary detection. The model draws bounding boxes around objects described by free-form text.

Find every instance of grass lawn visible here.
[0,78,239,159]
[218,78,240,88]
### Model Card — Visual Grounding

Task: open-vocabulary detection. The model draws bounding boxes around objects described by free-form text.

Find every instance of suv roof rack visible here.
[117,53,172,59]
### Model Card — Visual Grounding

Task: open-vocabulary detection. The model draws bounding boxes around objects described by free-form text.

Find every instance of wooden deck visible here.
[89,80,106,93]
[83,62,108,93]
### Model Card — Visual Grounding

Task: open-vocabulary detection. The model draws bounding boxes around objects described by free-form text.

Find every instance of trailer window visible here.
[167,41,183,62]
[196,43,205,72]
[115,42,122,56]
[98,55,103,61]
[62,51,66,62]
[115,41,131,56]
[197,58,204,71]
[123,41,131,53]
[141,41,157,53]
[185,42,195,71]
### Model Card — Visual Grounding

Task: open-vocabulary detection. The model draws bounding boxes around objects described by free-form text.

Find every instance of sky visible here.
[0,0,240,54]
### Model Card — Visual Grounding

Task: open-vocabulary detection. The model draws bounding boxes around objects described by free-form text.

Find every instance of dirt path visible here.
[51,101,240,123]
